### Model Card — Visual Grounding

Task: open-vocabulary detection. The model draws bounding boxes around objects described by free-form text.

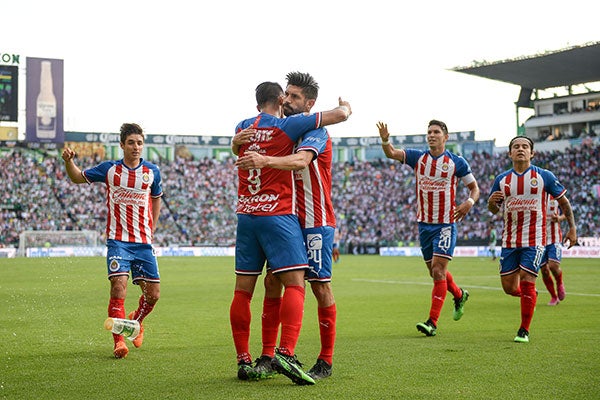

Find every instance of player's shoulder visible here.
[445,150,468,163]
[90,159,118,171]
[140,158,159,168]
[530,164,557,179]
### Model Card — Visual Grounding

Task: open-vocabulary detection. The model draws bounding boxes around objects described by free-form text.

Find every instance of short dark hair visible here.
[286,71,319,100]
[508,135,534,151]
[255,81,284,108]
[428,119,448,134]
[120,123,144,143]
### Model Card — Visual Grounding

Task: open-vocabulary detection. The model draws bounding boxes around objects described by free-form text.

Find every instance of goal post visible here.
[18,230,102,257]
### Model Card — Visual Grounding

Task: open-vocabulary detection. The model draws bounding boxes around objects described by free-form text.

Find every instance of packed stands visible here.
[1,142,598,252]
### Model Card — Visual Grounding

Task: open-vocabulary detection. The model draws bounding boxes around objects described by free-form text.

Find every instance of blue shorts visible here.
[541,243,562,265]
[235,214,308,275]
[304,226,334,283]
[499,246,545,276]
[106,239,160,284]
[418,223,456,262]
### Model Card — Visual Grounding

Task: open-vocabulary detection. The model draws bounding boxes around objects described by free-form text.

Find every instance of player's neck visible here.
[429,145,445,157]
[512,160,530,174]
[260,104,283,118]
[123,157,141,169]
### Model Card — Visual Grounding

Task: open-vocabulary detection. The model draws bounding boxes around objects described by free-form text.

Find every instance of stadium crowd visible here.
[1,141,598,250]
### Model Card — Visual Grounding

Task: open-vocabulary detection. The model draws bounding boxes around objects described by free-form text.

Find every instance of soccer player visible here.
[62,123,163,358]
[487,136,577,343]
[235,72,338,380]
[332,227,342,264]
[540,196,567,306]
[230,81,350,385]
[377,120,480,337]
[488,222,498,261]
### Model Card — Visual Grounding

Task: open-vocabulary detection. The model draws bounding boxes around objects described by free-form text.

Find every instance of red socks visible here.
[230,290,253,363]
[261,297,282,358]
[542,274,558,298]
[519,280,537,331]
[429,280,447,326]
[131,295,155,323]
[278,285,305,356]
[445,271,462,299]
[317,304,337,364]
[108,298,125,343]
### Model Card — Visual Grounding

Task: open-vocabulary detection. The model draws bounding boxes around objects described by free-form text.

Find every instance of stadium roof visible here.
[451,41,600,90]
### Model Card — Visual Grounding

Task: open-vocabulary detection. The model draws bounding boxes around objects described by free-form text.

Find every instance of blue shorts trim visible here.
[304,226,334,282]
[418,223,456,262]
[499,246,545,277]
[106,239,160,284]
[235,214,308,275]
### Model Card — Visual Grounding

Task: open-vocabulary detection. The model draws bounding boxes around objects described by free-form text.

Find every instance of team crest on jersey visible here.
[441,163,449,172]
[109,259,120,272]
[530,178,538,187]
[142,173,150,183]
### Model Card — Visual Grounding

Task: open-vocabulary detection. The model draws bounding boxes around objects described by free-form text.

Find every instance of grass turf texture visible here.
[1,256,599,399]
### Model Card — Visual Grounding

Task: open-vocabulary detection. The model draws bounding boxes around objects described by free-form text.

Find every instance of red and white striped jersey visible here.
[235,112,321,216]
[404,149,475,224]
[546,198,563,244]
[490,165,566,248]
[83,159,163,244]
[294,128,335,229]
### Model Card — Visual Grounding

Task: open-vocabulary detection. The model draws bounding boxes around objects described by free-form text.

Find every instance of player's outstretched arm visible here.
[557,195,578,248]
[377,121,405,162]
[236,150,313,171]
[61,148,86,184]
[319,97,351,127]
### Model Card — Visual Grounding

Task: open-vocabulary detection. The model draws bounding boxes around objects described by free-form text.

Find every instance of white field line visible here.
[351,279,600,297]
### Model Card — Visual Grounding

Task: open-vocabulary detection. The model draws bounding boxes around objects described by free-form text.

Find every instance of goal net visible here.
[18,230,102,257]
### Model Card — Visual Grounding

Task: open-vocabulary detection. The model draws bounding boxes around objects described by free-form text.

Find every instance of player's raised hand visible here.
[376,122,389,141]
[62,147,76,162]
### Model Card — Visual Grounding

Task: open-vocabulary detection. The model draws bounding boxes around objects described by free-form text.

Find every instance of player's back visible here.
[235,112,321,216]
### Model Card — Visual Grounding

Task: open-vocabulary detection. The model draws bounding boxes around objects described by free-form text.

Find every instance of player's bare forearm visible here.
[468,183,480,205]
[61,148,86,184]
[454,182,479,221]
[558,196,577,248]
[236,151,312,171]
[320,98,351,127]
[151,197,161,234]
[377,121,405,162]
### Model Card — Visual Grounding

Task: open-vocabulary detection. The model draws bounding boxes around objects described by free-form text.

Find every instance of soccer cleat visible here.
[251,355,278,380]
[308,358,332,380]
[113,341,129,359]
[514,327,529,343]
[453,288,469,321]
[237,361,254,381]
[547,297,560,306]
[416,319,437,336]
[557,283,566,301]
[271,349,315,385]
[128,311,144,348]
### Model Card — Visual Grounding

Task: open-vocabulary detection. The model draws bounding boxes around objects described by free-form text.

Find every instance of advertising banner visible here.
[25,57,64,144]
[0,65,18,122]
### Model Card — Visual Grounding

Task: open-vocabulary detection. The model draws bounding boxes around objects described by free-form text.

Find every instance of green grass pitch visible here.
[1,255,599,399]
